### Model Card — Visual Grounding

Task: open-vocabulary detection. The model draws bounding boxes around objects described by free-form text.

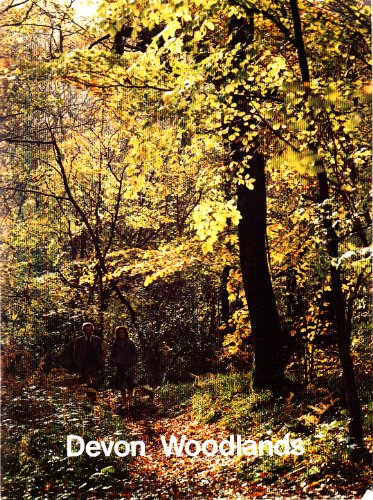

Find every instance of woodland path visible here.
[117,405,255,499]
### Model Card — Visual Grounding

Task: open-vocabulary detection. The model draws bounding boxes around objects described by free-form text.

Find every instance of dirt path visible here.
[62,380,262,497]
[115,403,260,499]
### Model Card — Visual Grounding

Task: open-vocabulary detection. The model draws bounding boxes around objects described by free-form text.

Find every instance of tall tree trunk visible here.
[289,0,366,455]
[318,173,365,453]
[237,151,284,389]
[220,266,232,338]
[226,15,284,390]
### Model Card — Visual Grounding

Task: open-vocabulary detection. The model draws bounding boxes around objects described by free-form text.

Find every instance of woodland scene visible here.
[0,0,372,498]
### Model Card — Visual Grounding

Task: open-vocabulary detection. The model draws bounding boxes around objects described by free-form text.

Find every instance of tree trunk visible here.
[224,15,284,390]
[220,266,231,328]
[318,172,365,453]
[237,151,284,390]
[289,0,366,456]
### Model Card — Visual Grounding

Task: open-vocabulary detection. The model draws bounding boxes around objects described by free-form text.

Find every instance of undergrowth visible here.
[159,372,373,497]
[2,385,130,499]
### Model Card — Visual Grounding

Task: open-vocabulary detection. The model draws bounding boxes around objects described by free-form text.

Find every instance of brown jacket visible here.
[73,335,104,370]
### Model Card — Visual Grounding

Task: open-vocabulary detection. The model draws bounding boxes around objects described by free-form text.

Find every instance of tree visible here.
[84,0,371,421]
[1,2,228,378]
[286,0,369,455]
[1,0,370,428]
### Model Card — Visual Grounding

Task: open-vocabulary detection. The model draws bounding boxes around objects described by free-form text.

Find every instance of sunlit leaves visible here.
[193,198,241,254]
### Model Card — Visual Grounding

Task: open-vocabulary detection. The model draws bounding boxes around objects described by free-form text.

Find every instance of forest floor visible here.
[121,409,249,498]
[2,370,372,499]
[97,379,373,499]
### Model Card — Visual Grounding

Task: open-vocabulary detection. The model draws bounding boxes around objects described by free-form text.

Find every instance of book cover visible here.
[1,0,372,498]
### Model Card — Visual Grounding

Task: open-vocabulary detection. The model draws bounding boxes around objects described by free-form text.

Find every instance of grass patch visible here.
[158,382,196,416]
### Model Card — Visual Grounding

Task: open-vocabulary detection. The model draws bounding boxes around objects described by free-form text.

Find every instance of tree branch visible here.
[0,185,69,201]
[88,34,110,50]
[48,127,136,323]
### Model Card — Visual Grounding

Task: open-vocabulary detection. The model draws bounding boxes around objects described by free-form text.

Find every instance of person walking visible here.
[109,325,138,410]
[73,322,104,388]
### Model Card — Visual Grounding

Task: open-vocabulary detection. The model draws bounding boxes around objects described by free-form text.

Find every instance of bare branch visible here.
[0,186,70,201]
[1,0,30,15]
[48,127,136,322]
[0,0,35,27]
